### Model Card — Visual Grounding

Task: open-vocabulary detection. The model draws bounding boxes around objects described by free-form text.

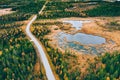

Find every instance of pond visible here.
[55,20,107,54]
[56,32,106,54]
[57,32,106,45]
[63,20,91,30]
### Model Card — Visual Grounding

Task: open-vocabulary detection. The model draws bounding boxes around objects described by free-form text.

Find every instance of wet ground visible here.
[55,20,109,55]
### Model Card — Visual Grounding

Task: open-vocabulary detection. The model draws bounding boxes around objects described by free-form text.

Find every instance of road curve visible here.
[25,2,55,80]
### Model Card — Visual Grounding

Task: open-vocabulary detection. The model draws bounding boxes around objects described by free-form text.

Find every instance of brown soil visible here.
[34,60,41,74]
[81,17,120,52]
[0,8,15,16]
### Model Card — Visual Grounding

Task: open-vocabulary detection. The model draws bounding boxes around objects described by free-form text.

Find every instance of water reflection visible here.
[63,20,91,30]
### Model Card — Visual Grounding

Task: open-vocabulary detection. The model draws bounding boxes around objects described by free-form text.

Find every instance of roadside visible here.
[25,1,56,80]
[21,15,47,80]
[31,32,60,80]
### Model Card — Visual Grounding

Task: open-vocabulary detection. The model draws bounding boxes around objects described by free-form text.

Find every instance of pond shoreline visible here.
[37,16,120,75]
[44,17,120,55]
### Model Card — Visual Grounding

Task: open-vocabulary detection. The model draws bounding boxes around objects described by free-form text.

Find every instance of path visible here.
[25,1,55,80]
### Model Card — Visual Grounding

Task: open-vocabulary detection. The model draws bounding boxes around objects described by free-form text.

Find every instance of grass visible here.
[107,21,120,30]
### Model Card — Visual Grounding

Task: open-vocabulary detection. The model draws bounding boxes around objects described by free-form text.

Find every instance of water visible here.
[56,20,106,54]
[63,20,91,30]
[57,32,106,45]
[56,32,106,54]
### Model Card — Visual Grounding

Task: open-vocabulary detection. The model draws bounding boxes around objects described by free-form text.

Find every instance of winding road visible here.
[25,1,55,80]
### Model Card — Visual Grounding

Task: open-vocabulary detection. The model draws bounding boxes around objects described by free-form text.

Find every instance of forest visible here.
[37,1,120,19]
[0,0,120,80]
[0,28,37,79]
[84,52,120,80]
[84,1,120,17]
[37,1,81,19]
[0,0,46,80]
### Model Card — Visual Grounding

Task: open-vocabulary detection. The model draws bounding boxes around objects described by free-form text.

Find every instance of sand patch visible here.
[0,8,15,16]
